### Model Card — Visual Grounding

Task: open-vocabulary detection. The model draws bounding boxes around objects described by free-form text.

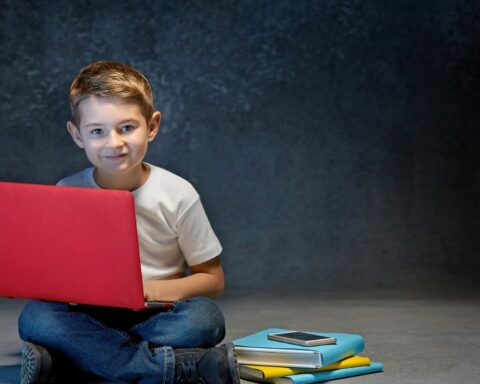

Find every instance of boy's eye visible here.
[121,125,134,133]
[90,128,103,135]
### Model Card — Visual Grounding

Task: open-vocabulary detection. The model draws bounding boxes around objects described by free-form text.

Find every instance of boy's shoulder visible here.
[55,164,200,208]
[138,164,199,204]
[56,167,94,188]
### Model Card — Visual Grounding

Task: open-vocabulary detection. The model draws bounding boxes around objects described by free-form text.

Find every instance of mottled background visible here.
[1,0,479,292]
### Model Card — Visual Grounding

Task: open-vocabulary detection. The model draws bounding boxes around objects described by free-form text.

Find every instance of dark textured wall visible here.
[1,0,479,292]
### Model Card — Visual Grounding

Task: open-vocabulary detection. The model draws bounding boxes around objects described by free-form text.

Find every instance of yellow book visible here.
[239,355,371,380]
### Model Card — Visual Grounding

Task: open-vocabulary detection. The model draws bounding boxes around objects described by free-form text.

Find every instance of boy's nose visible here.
[106,132,124,148]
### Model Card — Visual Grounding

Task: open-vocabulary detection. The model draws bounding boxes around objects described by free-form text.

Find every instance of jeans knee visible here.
[181,297,225,347]
[18,300,68,342]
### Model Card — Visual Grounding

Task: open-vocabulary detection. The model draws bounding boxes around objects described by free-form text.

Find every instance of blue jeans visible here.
[18,298,226,383]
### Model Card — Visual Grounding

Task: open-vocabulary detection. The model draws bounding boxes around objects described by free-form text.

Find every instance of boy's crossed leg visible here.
[18,299,239,384]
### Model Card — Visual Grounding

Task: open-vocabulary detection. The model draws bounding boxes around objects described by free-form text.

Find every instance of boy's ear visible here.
[66,121,85,149]
[147,111,161,142]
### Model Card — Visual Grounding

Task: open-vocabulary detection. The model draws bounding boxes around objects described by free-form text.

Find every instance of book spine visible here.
[321,337,365,367]
[278,362,384,384]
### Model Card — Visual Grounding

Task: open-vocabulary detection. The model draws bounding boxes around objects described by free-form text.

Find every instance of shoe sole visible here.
[21,342,52,384]
[226,342,241,384]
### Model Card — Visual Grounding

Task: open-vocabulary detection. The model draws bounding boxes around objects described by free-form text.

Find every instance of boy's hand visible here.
[143,256,225,302]
[143,279,182,302]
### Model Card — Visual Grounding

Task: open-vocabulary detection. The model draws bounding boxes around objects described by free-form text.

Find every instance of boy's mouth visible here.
[104,154,127,160]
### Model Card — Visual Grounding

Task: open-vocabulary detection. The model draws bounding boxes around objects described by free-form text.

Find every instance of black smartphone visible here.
[267,331,337,346]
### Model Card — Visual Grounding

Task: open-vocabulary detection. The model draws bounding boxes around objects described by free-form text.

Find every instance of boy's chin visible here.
[95,161,144,175]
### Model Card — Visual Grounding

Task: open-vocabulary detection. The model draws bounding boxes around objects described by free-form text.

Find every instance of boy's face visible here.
[67,96,160,180]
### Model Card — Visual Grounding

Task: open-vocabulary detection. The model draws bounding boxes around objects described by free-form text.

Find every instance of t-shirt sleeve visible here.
[176,195,223,266]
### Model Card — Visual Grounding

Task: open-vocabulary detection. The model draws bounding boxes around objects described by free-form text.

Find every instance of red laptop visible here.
[0,181,172,310]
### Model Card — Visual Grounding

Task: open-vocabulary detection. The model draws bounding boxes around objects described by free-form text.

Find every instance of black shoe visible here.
[21,342,53,384]
[174,342,240,384]
[21,342,98,384]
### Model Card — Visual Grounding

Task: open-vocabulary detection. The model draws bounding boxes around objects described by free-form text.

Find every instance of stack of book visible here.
[233,328,383,383]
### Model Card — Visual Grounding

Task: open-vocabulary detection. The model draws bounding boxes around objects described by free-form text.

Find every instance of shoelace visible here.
[174,357,201,384]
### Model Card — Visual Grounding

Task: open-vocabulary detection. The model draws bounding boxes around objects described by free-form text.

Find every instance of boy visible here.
[17,61,240,384]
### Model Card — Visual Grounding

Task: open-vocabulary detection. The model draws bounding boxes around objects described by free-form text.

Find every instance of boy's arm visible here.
[143,256,225,302]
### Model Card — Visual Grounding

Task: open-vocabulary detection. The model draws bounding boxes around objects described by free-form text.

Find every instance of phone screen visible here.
[276,332,329,341]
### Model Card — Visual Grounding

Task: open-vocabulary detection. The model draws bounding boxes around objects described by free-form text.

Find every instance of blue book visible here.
[268,362,384,383]
[233,328,365,368]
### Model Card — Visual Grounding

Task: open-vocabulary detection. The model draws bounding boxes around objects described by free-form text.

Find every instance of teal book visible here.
[267,362,384,383]
[233,328,365,368]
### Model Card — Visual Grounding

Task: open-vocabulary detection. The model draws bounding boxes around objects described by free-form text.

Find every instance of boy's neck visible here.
[93,163,150,191]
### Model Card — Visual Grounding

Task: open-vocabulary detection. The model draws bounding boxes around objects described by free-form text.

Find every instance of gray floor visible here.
[1,289,479,383]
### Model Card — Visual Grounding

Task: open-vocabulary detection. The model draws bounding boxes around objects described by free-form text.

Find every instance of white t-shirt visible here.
[56,163,222,281]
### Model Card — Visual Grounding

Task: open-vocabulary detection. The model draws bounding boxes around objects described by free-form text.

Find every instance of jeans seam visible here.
[86,314,138,348]
[150,345,170,384]
[162,346,168,384]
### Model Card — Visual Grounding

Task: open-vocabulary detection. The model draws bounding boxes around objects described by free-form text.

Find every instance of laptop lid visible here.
[0,181,148,310]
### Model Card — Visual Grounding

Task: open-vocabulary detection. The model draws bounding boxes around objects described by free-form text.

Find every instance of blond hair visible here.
[69,61,154,125]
